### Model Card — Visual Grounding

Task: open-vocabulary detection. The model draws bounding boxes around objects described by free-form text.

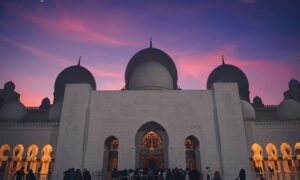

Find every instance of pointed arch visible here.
[0,144,10,172]
[185,135,201,170]
[251,143,264,173]
[280,143,296,172]
[25,144,39,173]
[40,144,53,175]
[265,143,281,172]
[103,136,119,172]
[135,121,169,169]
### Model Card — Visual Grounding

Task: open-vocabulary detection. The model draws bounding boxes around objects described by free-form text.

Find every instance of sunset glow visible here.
[0,0,299,106]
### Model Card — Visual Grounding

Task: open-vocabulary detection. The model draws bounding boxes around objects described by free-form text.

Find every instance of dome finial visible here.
[222,55,225,65]
[150,37,153,48]
[78,56,81,66]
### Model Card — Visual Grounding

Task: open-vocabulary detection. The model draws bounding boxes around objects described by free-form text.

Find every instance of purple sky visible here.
[0,0,299,106]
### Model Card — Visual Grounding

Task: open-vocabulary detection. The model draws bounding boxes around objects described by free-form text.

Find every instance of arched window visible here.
[295,142,300,171]
[40,144,53,175]
[104,136,119,172]
[25,144,39,173]
[251,143,264,173]
[0,144,10,172]
[280,143,296,172]
[265,143,281,172]
[185,136,200,170]
[10,144,24,173]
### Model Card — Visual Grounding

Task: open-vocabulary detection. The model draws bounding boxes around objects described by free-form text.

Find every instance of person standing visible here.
[25,169,36,180]
[238,169,246,180]
[14,167,25,180]
[206,167,211,180]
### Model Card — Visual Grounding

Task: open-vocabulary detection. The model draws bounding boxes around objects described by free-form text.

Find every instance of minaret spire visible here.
[222,55,225,65]
[150,37,153,48]
[78,56,81,66]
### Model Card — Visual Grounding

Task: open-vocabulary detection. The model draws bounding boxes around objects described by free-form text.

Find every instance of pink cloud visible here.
[170,45,296,105]
[0,35,70,66]
[101,80,125,90]
[7,2,137,46]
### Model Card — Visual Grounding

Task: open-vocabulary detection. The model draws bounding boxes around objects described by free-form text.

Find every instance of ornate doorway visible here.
[135,122,169,169]
[139,131,163,169]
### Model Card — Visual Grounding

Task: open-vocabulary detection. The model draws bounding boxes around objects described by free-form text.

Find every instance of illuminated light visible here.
[40,144,53,175]
[104,136,119,171]
[25,144,39,173]
[185,136,199,170]
[0,144,10,172]
[265,143,281,172]
[251,143,264,173]
[9,144,24,177]
[139,131,164,169]
[295,142,300,171]
[280,143,296,172]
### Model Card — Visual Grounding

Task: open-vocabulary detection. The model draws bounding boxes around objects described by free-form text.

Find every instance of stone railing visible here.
[26,106,49,112]
[254,105,277,111]
[245,118,300,126]
[0,121,59,127]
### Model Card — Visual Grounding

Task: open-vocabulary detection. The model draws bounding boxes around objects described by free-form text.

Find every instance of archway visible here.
[25,144,39,173]
[10,144,24,172]
[251,143,264,173]
[185,136,200,170]
[0,144,10,172]
[295,142,300,171]
[265,143,281,172]
[135,122,168,170]
[103,136,119,172]
[40,144,53,175]
[280,143,295,172]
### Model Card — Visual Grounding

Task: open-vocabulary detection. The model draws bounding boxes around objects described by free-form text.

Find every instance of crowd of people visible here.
[11,166,249,180]
[63,168,92,180]
[106,168,202,180]
[12,167,36,180]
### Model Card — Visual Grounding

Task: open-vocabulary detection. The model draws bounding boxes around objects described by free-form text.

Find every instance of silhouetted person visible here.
[26,169,36,180]
[14,167,25,180]
[75,169,83,180]
[212,171,222,180]
[206,167,211,180]
[259,174,265,180]
[238,169,246,180]
[83,168,91,180]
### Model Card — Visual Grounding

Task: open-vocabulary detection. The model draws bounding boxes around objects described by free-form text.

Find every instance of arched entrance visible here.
[103,136,119,172]
[185,135,200,170]
[135,122,168,170]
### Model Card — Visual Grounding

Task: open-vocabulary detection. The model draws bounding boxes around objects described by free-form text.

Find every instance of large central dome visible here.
[125,44,178,90]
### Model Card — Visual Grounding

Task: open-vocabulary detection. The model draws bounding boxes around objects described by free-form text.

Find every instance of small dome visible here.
[4,81,15,92]
[125,47,178,90]
[207,63,250,101]
[48,101,63,120]
[0,100,26,120]
[129,61,173,90]
[277,99,300,120]
[241,99,256,119]
[289,79,300,89]
[39,97,51,110]
[54,64,96,103]
[253,96,264,108]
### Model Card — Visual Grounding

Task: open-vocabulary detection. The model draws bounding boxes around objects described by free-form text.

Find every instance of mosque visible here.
[0,42,300,180]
